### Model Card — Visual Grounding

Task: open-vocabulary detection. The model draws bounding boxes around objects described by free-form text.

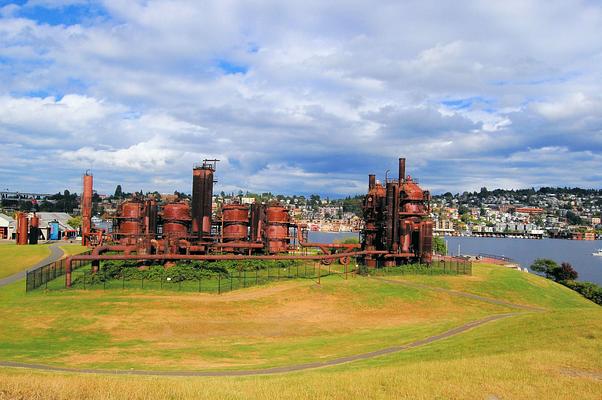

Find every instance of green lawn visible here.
[0,244,51,279]
[59,244,91,257]
[0,251,600,399]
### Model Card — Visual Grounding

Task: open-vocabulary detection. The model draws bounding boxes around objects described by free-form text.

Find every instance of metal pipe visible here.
[368,174,376,190]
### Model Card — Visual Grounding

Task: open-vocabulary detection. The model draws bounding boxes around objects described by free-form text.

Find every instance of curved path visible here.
[0,242,65,288]
[0,272,543,377]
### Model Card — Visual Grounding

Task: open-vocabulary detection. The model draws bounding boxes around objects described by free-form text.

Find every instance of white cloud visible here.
[0,0,601,194]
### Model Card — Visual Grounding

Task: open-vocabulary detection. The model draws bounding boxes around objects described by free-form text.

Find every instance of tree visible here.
[566,210,582,225]
[530,258,559,279]
[530,259,578,282]
[68,216,82,229]
[556,262,578,281]
[114,185,123,198]
[433,236,447,255]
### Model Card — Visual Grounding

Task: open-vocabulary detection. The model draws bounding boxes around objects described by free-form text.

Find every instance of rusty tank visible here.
[116,200,144,243]
[265,204,290,253]
[222,204,249,242]
[16,212,28,245]
[162,202,191,238]
[29,214,40,245]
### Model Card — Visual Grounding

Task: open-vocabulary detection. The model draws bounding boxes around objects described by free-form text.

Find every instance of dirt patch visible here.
[560,368,602,381]
[77,282,487,345]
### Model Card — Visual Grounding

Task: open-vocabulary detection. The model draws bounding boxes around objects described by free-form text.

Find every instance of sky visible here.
[0,0,601,197]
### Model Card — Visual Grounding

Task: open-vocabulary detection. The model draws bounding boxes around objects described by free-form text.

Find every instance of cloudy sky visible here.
[1,0,601,197]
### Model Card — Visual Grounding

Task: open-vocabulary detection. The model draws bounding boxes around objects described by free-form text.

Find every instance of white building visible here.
[0,213,15,240]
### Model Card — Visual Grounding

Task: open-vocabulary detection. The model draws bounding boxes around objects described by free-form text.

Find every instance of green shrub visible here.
[562,280,602,305]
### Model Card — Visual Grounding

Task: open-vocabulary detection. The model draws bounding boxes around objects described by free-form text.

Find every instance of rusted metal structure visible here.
[161,202,190,239]
[192,160,216,238]
[28,214,40,245]
[66,156,435,287]
[361,158,433,267]
[81,172,93,246]
[16,212,29,245]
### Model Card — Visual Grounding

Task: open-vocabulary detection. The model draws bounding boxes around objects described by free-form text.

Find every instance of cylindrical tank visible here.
[29,214,39,245]
[117,200,144,243]
[119,221,141,235]
[81,173,93,246]
[192,165,214,237]
[222,204,249,242]
[121,201,143,219]
[16,213,28,245]
[163,222,189,237]
[265,205,290,253]
[162,202,191,239]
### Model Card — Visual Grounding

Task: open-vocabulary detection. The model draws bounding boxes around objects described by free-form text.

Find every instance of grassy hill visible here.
[0,243,51,279]
[0,246,600,399]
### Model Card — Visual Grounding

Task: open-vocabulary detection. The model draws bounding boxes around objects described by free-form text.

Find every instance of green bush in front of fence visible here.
[69,259,310,292]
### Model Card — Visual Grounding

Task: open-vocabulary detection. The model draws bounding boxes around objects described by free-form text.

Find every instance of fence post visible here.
[83,271,86,290]
[218,275,221,294]
[122,274,125,290]
[318,262,321,285]
[141,277,144,289]
[230,275,233,291]
[256,269,258,285]
[243,270,246,288]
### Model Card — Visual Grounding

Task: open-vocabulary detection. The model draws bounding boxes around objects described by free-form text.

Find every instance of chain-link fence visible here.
[25,250,91,292]
[26,254,470,293]
[366,255,472,277]
[64,261,334,293]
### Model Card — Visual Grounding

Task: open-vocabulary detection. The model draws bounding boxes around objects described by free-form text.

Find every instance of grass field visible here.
[0,243,51,279]
[0,250,600,399]
[59,244,91,257]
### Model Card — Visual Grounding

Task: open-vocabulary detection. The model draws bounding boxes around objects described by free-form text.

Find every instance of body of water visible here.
[446,236,602,285]
[308,232,602,285]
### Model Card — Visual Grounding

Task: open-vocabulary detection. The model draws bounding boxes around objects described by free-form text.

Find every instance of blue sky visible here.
[0,0,601,196]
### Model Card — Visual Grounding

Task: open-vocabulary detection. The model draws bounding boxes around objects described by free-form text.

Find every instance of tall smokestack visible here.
[82,172,93,246]
[398,158,406,182]
[192,161,216,238]
[368,174,376,190]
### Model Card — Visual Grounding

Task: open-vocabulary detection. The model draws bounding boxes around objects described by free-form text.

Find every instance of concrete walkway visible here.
[0,243,65,288]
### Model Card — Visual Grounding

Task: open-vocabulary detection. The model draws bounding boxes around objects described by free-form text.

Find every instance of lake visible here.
[308,232,602,285]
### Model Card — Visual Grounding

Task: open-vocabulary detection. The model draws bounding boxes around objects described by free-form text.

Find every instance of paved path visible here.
[0,272,541,377]
[0,243,65,288]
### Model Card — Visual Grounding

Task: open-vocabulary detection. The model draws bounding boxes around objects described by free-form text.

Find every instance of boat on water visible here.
[592,249,602,256]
